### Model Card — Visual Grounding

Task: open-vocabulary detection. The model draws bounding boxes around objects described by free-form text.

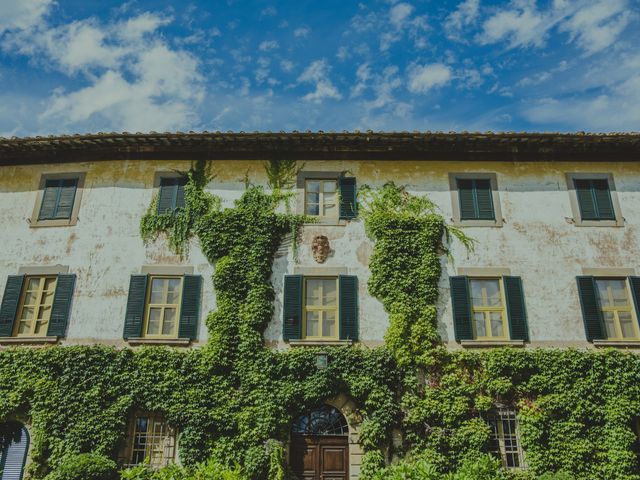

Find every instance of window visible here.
[144,276,183,338]
[157,177,187,214]
[566,173,623,227]
[304,277,338,339]
[470,278,508,340]
[449,173,502,227]
[304,180,338,218]
[13,276,57,337]
[30,173,85,227]
[595,278,640,340]
[487,407,525,469]
[125,413,176,468]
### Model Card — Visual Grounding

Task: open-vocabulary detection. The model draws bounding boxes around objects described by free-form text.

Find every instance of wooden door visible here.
[290,434,348,480]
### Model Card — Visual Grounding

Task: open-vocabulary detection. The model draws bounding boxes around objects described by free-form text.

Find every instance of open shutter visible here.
[592,179,615,220]
[47,274,76,337]
[123,275,148,339]
[38,181,59,220]
[338,177,357,219]
[179,275,202,340]
[475,179,495,220]
[339,275,359,341]
[283,275,303,341]
[504,276,529,341]
[54,179,78,219]
[576,276,605,341]
[0,276,24,337]
[450,276,473,341]
[629,277,640,329]
[0,422,30,480]
[457,179,476,220]
[157,179,177,214]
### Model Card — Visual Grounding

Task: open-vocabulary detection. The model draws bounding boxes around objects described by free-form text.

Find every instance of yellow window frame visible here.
[13,275,57,337]
[126,412,176,469]
[596,278,640,341]
[303,277,339,340]
[304,179,338,219]
[470,277,509,341]
[143,276,183,339]
[488,407,526,469]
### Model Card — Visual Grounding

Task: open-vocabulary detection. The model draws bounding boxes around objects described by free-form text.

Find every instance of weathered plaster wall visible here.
[1,159,639,349]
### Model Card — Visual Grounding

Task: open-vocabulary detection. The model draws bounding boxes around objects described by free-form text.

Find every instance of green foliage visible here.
[120,460,245,480]
[372,455,505,480]
[45,453,118,480]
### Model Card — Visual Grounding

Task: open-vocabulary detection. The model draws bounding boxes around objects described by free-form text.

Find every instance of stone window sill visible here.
[460,340,525,348]
[593,340,640,348]
[304,218,349,227]
[126,338,191,346]
[0,336,59,345]
[288,339,353,347]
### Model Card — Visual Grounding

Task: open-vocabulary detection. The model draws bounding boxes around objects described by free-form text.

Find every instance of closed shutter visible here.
[179,275,202,340]
[591,179,615,220]
[629,277,640,327]
[339,275,359,341]
[0,276,24,337]
[282,275,303,341]
[338,177,357,219]
[54,179,78,219]
[576,276,605,341]
[474,179,495,220]
[38,181,60,220]
[450,276,473,341]
[123,275,148,339]
[0,422,30,480]
[457,179,476,220]
[575,179,614,221]
[157,177,187,214]
[504,276,529,341]
[175,180,186,210]
[47,274,76,337]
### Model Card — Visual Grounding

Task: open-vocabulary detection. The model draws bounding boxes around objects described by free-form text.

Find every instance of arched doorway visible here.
[0,421,30,480]
[290,405,349,480]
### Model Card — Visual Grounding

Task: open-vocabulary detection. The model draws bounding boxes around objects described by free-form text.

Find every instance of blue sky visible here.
[0,0,638,136]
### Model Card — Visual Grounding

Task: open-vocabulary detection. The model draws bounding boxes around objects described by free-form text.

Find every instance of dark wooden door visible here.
[290,434,348,480]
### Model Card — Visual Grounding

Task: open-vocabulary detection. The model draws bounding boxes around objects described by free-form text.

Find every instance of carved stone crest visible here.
[311,235,331,263]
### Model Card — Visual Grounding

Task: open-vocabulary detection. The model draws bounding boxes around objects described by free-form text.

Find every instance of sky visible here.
[0,0,638,136]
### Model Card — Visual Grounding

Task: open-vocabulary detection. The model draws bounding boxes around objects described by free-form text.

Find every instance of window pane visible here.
[44,277,57,291]
[474,312,486,337]
[166,279,181,304]
[42,290,55,305]
[323,181,336,193]
[470,279,502,307]
[24,291,38,306]
[323,311,336,338]
[490,312,504,337]
[27,278,40,291]
[619,312,637,339]
[603,311,616,338]
[17,321,30,335]
[150,279,166,304]
[147,308,161,335]
[322,280,337,307]
[20,307,34,321]
[306,311,320,337]
[306,280,322,306]
[596,279,628,307]
[306,203,320,216]
[162,309,176,335]
[307,181,320,193]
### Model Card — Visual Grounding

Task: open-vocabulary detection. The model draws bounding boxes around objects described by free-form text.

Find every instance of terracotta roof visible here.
[1,131,639,164]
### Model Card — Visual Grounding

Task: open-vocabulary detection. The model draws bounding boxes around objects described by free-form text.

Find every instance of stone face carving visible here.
[312,235,331,263]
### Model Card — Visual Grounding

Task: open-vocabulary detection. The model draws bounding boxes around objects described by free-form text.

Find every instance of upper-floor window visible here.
[577,276,640,342]
[0,273,76,340]
[450,274,529,343]
[296,173,357,222]
[157,177,187,214]
[304,277,338,339]
[566,173,623,227]
[449,173,502,227]
[305,180,338,218]
[123,412,176,468]
[145,276,182,338]
[30,173,85,227]
[487,407,526,469]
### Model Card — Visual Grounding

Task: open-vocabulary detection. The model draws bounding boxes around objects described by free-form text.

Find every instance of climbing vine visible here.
[1,163,640,480]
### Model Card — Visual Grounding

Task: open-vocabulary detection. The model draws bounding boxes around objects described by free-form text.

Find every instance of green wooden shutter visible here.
[0,276,24,337]
[38,181,60,220]
[157,178,178,214]
[457,179,476,220]
[175,179,187,210]
[450,276,473,341]
[0,422,30,480]
[574,179,598,220]
[504,276,529,341]
[474,179,495,220]
[179,275,202,340]
[283,275,303,341]
[47,274,76,337]
[54,179,78,219]
[338,177,357,219]
[123,275,148,339]
[629,277,640,328]
[339,275,359,341]
[591,179,615,220]
[576,276,605,341]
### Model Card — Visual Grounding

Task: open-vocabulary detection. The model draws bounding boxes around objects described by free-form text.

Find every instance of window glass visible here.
[127,413,176,468]
[14,276,57,337]
[304,278,338,339]
[144,277,182,338]
[470,278,507,340]
[304,180,338,218]
[595,279,639,340]
[487,407,525,469]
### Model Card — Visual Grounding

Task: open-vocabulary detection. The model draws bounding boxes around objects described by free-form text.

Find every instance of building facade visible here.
[1,132,639,479]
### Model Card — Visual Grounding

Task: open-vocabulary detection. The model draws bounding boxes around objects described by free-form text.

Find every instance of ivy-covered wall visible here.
[1,160,640,480]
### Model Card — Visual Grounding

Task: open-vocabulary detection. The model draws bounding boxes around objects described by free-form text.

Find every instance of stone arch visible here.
[325,394,363,480]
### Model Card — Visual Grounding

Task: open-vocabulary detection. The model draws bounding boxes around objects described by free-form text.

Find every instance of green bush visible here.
[119,460,245,480]
[45,453,118,480]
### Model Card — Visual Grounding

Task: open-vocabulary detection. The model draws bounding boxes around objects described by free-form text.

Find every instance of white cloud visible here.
[477,1,547,48]
[407,63,452,94]
[293,27,310,38]
[336,46,349,61]
[259,40,279,51]
[298,59,342,103]
[351,63,371,98]
[444,0,480,40]
[280,59,294,72]
[389,3,414,29]
[260,6,277,17]
[0,0,52,33]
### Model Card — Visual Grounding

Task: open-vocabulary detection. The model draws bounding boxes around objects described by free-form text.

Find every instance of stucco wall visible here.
[1,159,639,349]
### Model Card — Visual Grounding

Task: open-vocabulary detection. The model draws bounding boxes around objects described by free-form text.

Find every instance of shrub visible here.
[45,453,118,480]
